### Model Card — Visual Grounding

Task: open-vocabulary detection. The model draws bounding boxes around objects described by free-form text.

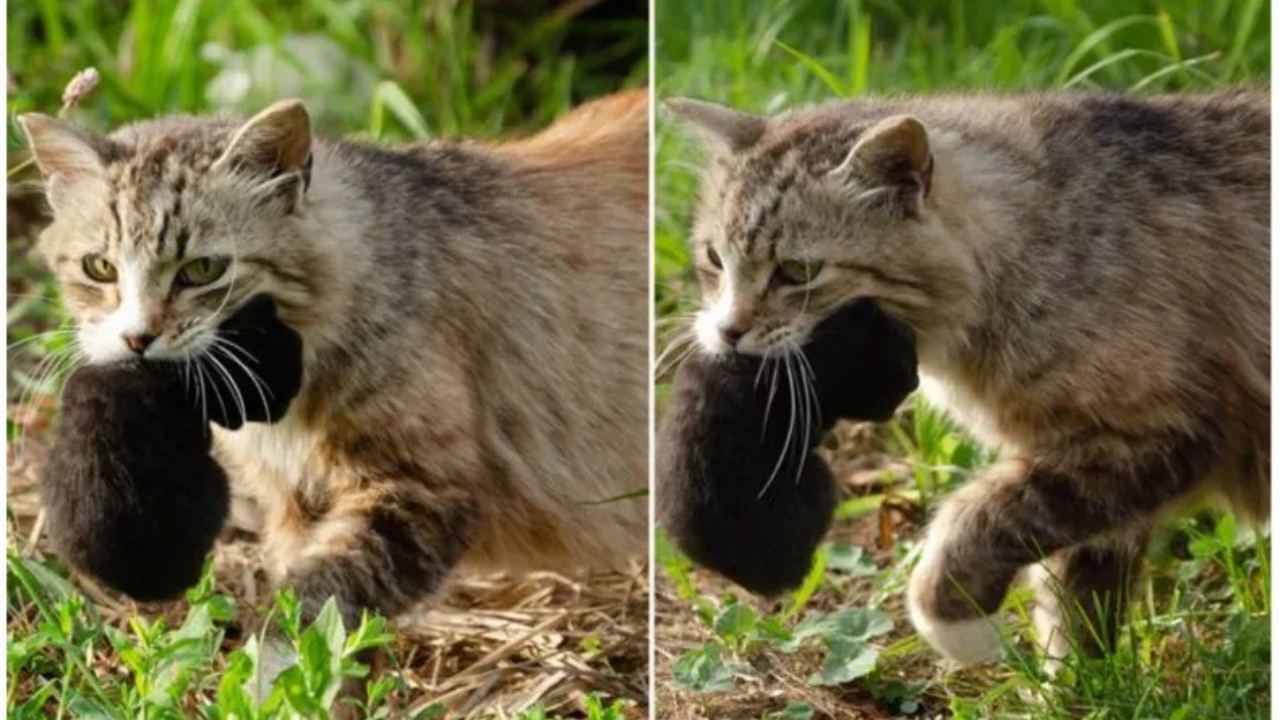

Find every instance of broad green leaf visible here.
[712,603,758,644]
[827,544,878,577]
[810,637,878,686]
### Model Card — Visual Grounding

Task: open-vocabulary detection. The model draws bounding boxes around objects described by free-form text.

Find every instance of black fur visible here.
[658,300,918,597]
[43,362,229,601]
[204,295,305,428]
[41,296,303,601]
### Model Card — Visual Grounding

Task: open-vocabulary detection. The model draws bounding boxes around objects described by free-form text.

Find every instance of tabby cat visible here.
[666,89,1268,669]
[21,90,648,642]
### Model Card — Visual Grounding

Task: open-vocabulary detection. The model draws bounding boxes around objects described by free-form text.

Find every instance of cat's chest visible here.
[216,414,329,493]
[918,371,1014,452]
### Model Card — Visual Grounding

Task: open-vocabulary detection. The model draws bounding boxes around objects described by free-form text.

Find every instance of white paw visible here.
[907,597,1004,666]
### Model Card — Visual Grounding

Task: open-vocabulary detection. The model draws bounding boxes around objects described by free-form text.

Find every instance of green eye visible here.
[776,258,823,285]
[82,254,117,282]
[707,245,723,270]
[176,257,230,287]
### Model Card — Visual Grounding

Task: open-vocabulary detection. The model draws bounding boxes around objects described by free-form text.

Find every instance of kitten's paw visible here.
[907,595,1004,665]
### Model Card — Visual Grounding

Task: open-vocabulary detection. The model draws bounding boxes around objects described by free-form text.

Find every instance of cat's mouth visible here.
[162,331,217,362]
[92,294,305,429]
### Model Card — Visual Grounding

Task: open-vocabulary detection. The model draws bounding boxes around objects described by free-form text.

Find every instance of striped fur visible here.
[669,90,1269,667]
[22,91,649,637]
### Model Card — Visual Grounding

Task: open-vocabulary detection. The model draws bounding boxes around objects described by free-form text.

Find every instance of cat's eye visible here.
[776,258,823,285]
[707,245,723,270]
[176,257,230,287]
[82,254,118,283]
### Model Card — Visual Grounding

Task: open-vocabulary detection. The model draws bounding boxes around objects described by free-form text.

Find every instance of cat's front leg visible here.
[253,461,479,714]
[907,425,1220,666]
[274,477,479,626]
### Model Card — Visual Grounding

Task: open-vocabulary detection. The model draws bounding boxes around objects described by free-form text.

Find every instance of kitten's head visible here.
[667,98,944,357]
[20,100,320,365]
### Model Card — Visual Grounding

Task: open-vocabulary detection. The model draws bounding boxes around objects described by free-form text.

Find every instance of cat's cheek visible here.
[694,308,728,354]
[77,322,135,365]
[79,289,153,363]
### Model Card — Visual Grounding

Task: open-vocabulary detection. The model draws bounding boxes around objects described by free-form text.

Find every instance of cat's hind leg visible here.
[1026,524,1151,674]
[907,424,1220,666]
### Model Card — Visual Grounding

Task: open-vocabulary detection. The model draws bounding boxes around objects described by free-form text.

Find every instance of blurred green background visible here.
[8,0,648,137]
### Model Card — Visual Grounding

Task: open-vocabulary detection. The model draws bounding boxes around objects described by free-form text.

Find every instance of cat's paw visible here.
[906,542,1005,665]
[907,605,1005,666]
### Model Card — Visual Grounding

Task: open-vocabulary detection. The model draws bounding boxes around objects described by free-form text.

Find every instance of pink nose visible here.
[718,325,747,347]
[122,333,157,354]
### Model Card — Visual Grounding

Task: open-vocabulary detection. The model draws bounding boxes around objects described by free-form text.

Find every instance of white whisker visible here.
[654,330,698,379]
[204,349,247,428]
[196,355,228,424]
[211,337,273,421]
[11,346,83,462]
[761,358,780,439]
[793,343,820,486]
[759,350,800,499]
[7,328,76,354]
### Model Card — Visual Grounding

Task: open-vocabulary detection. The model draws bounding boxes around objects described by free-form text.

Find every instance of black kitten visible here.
[657,300,918,597]
[41,297,304,601]
[203,295,305,428]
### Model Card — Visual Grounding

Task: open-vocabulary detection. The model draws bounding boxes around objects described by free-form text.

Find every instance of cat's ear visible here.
[832,114,933,215]
[664,97,765,153]
[17,114,117,212]
[215,99,312,210]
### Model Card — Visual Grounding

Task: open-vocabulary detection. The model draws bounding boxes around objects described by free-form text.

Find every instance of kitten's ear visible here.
[17,114,117,212]
[833,114,933,215]
[664,97,765,153]
[215,99,312,210]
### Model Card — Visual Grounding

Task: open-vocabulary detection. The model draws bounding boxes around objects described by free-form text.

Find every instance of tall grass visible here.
[8,0,647,139]
[654,1,1269,717]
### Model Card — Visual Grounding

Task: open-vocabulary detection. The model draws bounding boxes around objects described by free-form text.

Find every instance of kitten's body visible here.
[658,300,918,597]
[23,91,648,628]
[668,90,1268,668]
[42,296,302,601]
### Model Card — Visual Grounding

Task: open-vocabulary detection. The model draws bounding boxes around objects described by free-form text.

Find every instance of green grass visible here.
[654,1,1269,717]
[8,553,635,720]
[7,2,644,718]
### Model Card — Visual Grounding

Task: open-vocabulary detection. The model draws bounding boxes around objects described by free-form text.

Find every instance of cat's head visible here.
[667,97,949,357]
[19,100,320,365]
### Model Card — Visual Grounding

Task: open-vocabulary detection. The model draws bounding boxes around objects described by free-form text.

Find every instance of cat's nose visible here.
[718,324,747,348]
[122,332,157,354]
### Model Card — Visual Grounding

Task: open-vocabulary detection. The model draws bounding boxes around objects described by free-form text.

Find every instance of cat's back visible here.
[780,89,1267,177]
[492,90,649,260]
[796,89,1269,280]
[494,88,648,204]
